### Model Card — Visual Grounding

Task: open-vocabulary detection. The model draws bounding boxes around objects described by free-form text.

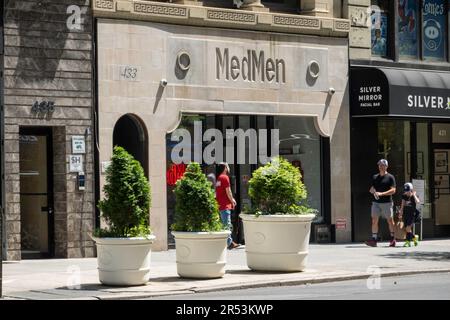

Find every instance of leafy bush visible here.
[248,157,317,215]
[171,162,223,232]
[96,146,151,237]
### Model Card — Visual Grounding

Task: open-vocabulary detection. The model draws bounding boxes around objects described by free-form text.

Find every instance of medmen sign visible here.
[215,48,286,84]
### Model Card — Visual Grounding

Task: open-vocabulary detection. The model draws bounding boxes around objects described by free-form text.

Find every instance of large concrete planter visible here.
[172,231,231,279]
[240,214,315,272]
[92,236,156,286]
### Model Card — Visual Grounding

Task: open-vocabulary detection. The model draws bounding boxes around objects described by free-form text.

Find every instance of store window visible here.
[377,120,410,205]
[371,0,390,57]
[371,0,450,62]
[398,0,419,59]
[423,0,447,61]
[377,121,434,220]
[275,116,322,219]
[166,114,324,243]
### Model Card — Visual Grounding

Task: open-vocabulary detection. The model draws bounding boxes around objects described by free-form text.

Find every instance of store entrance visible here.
[19,128,54,259]
[432,148,450,226]
[166,113,324,246]
[113,114,148,177]
[212,115,267,245]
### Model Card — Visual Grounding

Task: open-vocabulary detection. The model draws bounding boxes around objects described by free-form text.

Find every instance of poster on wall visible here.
[435,151,448,173]
[398,0,418,57]
[423,0,446,60]
[412,179,426,204]
[71,136,86,154]
[69,155,83,172]
[371,11,388,56]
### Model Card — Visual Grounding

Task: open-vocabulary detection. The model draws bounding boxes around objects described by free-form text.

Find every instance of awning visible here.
[350,67,450,118]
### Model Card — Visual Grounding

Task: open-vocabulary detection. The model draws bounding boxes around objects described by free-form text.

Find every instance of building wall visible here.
[97,9,351,248]
[1,0,5,261]
[344,0,371,60]
[3,0,94,260]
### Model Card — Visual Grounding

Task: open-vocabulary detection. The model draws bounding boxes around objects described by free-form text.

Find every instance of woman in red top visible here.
[215,162,239,249]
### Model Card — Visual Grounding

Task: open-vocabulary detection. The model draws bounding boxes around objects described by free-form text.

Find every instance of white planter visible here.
[92,236,156,286]
[171,231,231,279]
[240,214,315,272]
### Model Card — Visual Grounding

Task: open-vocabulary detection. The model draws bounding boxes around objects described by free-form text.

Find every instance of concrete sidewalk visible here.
[2,239,450,300]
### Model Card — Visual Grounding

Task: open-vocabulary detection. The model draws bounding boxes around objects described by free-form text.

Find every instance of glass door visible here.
[19,129,54,258]
[414,123,431,220]
[432,148,450,225]
[431,123,450,226]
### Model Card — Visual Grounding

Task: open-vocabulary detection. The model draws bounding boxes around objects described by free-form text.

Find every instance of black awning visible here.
[350,67,450,118]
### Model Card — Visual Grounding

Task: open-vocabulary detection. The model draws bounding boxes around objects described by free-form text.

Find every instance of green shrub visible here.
[96,146,151,237]
[171,162,223,232]
[248,156,317,215]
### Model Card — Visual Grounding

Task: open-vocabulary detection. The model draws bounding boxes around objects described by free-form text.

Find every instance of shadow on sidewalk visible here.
[225,269,303,275]
[55,284,109,291]
[379,251,450,261]
[54,280,187,292]
[345,245,372,248]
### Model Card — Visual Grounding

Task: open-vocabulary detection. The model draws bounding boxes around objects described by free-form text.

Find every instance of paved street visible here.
[2,239,450,300]
[147,272,450,300]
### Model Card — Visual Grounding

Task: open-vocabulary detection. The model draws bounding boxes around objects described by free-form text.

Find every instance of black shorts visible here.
[403,211,414,227]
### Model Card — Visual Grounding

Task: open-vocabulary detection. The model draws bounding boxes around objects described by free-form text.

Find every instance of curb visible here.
[94,268,450,300]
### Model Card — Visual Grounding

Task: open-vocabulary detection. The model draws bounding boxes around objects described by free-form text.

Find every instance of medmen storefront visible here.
[351,67,450,241]
[94,0,352,250]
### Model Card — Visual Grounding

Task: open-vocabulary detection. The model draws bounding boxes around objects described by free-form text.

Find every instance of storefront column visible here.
[149,130,169,251]
[330,90,352,242]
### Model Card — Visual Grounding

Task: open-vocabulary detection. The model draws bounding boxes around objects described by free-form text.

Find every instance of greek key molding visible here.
[91,2,349,36]
[206,10,256,24]
[334,20,350,31]
[273,15,320,29]
[133,2,188,18]
[94,0,115,11]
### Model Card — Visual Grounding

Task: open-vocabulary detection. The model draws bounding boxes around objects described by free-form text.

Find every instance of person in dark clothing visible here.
[398,182,420,247]
[365,159,397,247]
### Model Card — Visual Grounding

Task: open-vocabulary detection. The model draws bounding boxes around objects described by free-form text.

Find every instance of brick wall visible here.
[3,0,94,260]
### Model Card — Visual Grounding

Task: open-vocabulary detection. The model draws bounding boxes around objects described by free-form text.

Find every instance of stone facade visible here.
[2,0,94,260]
[96,0,352,249]
[343,0,371,60]
[93,0,350,36]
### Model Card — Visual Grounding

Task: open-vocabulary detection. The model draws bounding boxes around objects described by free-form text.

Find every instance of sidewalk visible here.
[2,239,450,300]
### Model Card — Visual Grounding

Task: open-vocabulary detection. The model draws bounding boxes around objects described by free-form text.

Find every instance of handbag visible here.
[394,220,406,240]
[394,211,406,240]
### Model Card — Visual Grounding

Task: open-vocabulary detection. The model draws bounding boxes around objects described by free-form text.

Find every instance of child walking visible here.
[398,182,420,247]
